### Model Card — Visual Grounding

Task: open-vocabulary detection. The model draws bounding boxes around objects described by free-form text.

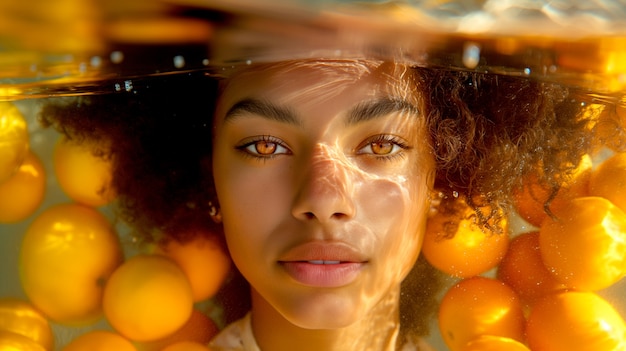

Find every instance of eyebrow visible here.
[346,98,420,125]
[224,98,301,126]
[223,97,419,126]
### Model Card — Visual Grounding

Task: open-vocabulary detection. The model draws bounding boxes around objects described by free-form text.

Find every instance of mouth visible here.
[278,242,368,287]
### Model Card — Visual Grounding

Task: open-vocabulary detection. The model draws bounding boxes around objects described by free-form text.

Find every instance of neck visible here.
[250,287,402,351]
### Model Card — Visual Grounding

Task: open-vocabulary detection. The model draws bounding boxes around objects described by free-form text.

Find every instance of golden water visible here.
[1,1,626,350]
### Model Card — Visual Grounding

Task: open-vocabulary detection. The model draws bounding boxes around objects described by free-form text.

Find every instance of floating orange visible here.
[0,102,29,183]
[160,341,213,351]
[462,335,530,351]
[589,151,626,213]
[103,254,194,341]
[0,330,46,351]
[0,298,53,351]
[423,200,508,278]
[497,232,566,304]
[53,136,115,207]
[513,154,591,227]
[539,196,626,291]
[135,309,218,351]
[19,203,123,325]
[526,291,626,351]
[0,151,46,223]
[62,331,136,351]
[156,232,230,302]
[438,276,525,351]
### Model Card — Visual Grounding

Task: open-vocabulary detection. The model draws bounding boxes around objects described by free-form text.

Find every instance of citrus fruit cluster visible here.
[426,150,626,351]
[0,104,230,350]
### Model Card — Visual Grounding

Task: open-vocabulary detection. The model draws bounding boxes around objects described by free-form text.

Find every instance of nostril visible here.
[304,212,315,220]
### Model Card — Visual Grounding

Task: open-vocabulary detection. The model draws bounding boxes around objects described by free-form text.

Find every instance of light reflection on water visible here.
[1,1,626,350]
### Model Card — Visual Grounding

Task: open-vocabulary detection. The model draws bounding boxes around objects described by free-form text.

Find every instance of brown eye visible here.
[239,136,290,158]
[255,141,277,155]
[356,135,409,159]
[370,141,394,155]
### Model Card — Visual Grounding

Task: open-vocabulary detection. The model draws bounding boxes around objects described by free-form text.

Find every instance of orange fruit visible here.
[526,291,626,351]
[438,276,525,351]
[160,341,212,351]
[53,136,115,207]
[0,298,53,351]
[591,103,626,153]
[513,154,591,227]
[0,102,29,183]
[0,151,46,223]
[19,203,123,325]
[0,330,46,351]
[135,310,218,351]
[62,331,136,351]
[590,152,626,213]
[103,254,194,342]
[422,200,508,277]
[539,196,626,291]
[497,232,566,304]
[156,233,230,302]
[462,335,530,351]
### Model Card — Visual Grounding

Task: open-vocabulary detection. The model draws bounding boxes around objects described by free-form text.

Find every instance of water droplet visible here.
[548,65,557,73]
[523,67,531,75]
[452,191,459,198]
[79,62,87,74]
[114,83,121,92]
[173,55,185,69]
[462,42,481,69]
[202,59,210,66]
[124,80,133,92]
[246,59,252,65]
[110,51,124,64]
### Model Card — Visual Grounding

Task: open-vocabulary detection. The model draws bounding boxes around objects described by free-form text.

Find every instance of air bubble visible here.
[114,83,121,92]
[124,80,133,92]
[462,42,481,69]
[202,59,210,66]
[110,51,124,64]
[246,60,252,65]
[78,62,87,74]
[173,55,185,69]
[523,68,531,75]
[90,56,102,68]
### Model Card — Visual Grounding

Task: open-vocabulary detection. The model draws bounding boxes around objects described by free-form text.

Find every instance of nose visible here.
[291,144,356,222]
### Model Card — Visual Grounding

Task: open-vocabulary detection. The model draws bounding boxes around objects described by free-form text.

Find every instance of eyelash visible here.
[235,134,411,162]
[357,134,411,161]
[235,135,292,160]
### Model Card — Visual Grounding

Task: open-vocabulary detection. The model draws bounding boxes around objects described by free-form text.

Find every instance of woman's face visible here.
[212,61,435,329]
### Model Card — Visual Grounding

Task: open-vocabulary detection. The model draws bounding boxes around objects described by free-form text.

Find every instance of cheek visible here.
[213,156,291,256]
[356,175,430,271]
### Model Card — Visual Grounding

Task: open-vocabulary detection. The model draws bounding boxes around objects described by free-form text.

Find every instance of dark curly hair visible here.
[39,64,598,342]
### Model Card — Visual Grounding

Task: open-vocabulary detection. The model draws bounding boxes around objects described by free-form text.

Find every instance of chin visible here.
[280,293,363,330]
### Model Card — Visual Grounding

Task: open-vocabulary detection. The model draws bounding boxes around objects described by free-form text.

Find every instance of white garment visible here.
[209,313,260,351]
[208,313,434,351]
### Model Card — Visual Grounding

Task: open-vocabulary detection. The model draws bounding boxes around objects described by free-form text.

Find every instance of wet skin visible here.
[212,60,435,351]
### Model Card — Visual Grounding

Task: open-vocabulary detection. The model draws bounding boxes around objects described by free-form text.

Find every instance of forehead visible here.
[216,60,420,114]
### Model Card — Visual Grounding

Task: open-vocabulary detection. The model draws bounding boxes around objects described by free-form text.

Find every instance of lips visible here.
[278,242,367,287]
